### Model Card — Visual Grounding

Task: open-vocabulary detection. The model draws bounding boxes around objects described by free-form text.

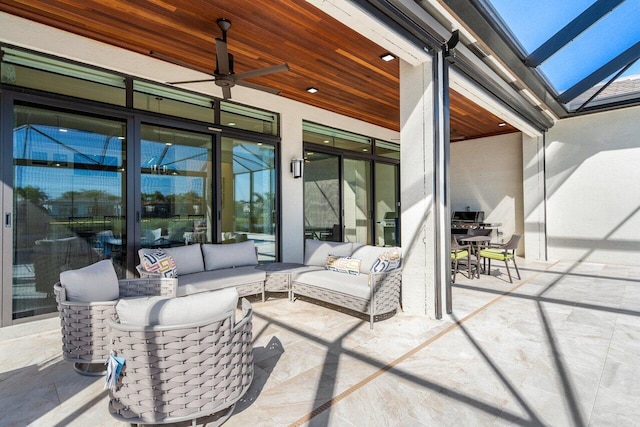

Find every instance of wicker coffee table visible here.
[256,262,304,301]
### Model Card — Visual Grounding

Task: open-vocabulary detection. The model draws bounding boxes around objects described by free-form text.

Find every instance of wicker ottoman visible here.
[256,262,304,300]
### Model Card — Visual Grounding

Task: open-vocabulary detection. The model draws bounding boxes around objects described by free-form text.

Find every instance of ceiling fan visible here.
[151,18,289,99]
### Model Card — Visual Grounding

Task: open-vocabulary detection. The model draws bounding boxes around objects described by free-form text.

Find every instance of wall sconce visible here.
[290,158,304,179]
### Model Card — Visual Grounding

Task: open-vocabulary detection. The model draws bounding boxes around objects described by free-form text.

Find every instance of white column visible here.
[522,133,547,261]
[400,58,444,318]
[280,112,305,264]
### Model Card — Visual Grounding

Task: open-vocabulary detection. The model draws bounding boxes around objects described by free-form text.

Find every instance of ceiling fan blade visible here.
[233,63,289,81]
[215,38,230,75]
[222,86,232,99]
[168,78,216,84]
[235,80,282,95]
[150,51,212,75]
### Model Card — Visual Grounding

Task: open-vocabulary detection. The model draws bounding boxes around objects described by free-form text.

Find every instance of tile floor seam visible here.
[289,260,562,427]
[585,313,624,425]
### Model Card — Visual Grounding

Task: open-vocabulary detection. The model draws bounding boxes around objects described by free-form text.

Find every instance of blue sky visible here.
[490,0,640,93]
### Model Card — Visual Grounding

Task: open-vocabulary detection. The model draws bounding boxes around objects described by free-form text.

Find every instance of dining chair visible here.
[451,235,471,282]
[479,234,522,283]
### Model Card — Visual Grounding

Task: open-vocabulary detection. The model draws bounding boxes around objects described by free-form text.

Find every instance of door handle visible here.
[5,212,11,228]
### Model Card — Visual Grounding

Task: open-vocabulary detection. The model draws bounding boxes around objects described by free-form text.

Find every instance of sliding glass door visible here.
[140,124,214,248]
[343,158,371,243]
[304,151,342,241]
[374,162,399,246]
[11,105,126,319]
[221,137,277,262]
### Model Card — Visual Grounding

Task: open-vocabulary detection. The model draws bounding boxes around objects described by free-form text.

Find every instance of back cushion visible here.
[351,246,402,274]
[116,287,239,327]
[304,239,354,267]
[60,259,119,302]
[202,240,258,271]
[164,244,205,275]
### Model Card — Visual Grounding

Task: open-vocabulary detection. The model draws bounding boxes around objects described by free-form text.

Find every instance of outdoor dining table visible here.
[457,235,492,278]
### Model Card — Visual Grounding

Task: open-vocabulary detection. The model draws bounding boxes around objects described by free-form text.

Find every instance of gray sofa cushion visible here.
[176,265,266,296]
[351,245,401,274]
[294,269,371,299]
[164,244,205,275]
[304,239,355,267]
[60,259,119,302]
[202,240,258,271]
[116,288,239,326]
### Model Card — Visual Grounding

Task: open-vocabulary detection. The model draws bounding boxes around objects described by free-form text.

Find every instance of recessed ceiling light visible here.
[323,140,330,143]
[257,143,263,146]
[498,122,506,127]
[59,128,68,133]
[165,142,172,146]
[117,136,125,140]
[362,148,368,152]
[380,53,396,62]
[228,122,236,126]
[306,87,318,94]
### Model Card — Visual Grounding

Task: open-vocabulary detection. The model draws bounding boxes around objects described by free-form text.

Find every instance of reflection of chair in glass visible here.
[479,234,522,283]
[451,235,471,283]
[34,237,102,296]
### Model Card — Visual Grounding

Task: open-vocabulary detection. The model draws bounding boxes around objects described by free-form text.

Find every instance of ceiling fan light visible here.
[380,53,396,62]
[306,87,319,93]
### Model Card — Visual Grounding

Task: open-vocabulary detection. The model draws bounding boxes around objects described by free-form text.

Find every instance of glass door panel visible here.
[375,163,399,247]
[140,125,213,248]
[343,158,371,244]
[12,105,126,320]
[221,137,276,262]
[304,151,341,242]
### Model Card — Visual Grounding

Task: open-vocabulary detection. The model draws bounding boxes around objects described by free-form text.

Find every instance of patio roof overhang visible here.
[0,0,530,141]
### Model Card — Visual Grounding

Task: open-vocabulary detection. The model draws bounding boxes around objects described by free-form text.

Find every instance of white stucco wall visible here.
[545,106,640,266]
[450,132,524,253]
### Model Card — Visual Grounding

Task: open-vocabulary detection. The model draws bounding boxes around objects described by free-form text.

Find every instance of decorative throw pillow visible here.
[141,249,178,278]
[325,255,361,275]
[371,248,401,273]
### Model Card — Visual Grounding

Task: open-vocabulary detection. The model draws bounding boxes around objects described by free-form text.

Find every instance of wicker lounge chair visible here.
[107,292,253,426]
[54,277,177,376]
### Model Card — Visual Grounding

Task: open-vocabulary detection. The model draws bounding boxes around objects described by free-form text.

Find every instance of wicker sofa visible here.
[137,240,265,300]
[291,240,402,329]
[107,288,253,425]
[54,260,177,375]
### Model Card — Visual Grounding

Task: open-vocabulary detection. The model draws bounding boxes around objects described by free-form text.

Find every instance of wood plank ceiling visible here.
[0,0,517,139]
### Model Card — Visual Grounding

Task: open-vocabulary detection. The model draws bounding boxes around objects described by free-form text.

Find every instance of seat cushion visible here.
[480,248,513,261]
[304,239,355,267]
[163,244,205,275]
[116,287,239,327]
[176,266,266,296]
[202,240,258,271]
[293,269,371,299]
[60,259,119,302]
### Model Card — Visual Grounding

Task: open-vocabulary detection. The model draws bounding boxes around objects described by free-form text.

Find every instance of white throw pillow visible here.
[60,259,119,303]
[163,244,205,275]
[116,287,239,327]
[202,240,258,271]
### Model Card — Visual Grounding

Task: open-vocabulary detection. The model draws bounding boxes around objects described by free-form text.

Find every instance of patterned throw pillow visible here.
[370,248,401,273]
[325,255,361,276]
[141,249,178,278]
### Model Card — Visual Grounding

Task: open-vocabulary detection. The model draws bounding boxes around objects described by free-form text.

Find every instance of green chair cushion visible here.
[479,248,513,261]
[451,249,469,260]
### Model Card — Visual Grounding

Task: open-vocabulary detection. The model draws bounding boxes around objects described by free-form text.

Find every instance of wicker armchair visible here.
[54,277,177,376]
[107,298,254,426]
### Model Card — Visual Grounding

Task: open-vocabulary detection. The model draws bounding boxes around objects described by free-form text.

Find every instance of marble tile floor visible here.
[1,258,639,426]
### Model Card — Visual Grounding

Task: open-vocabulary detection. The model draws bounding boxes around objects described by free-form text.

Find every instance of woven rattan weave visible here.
[291,269,402,329]
[54,277,177,375]
[107,299,254,425]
